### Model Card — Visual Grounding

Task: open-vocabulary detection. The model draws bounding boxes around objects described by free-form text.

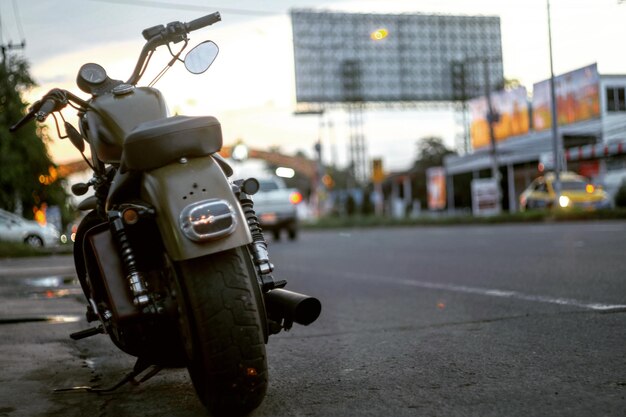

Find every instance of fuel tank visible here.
[86,87,168,164]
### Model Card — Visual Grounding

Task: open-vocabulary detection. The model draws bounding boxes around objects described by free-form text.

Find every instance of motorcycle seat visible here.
[122,115,222,171]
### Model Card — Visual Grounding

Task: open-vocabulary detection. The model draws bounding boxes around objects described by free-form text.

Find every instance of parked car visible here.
[0,208,60,247]
[253,176,303,240]
[519,171,612,211]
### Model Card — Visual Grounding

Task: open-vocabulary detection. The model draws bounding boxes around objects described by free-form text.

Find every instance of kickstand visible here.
[54,357,163,394]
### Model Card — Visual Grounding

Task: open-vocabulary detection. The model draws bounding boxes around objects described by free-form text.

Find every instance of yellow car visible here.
[519,172,612,211]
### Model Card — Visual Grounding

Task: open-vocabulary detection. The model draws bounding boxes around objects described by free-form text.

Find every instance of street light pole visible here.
[483,59,499,181]
[547,0,561,206]
[483,59,502,212]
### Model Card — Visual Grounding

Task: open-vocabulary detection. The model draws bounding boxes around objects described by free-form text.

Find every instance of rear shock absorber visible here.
[235,179,286,292]
[108,209,153,311]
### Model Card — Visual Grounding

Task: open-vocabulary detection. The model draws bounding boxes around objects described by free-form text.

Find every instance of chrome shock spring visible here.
[109,210,151,308]
[238,189,286,291]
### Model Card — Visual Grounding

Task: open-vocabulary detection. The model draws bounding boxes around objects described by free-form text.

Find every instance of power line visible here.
[0,3,4,45]
[89,0,277,16]
[11,0,25,41]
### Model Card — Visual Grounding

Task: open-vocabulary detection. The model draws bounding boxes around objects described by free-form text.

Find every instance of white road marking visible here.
[284,266,626,311]
[384,278,626,311]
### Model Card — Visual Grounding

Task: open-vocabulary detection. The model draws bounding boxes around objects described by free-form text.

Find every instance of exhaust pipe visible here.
[264,289,321,329]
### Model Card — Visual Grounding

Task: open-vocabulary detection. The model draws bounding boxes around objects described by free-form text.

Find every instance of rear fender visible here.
[140,155,251,261]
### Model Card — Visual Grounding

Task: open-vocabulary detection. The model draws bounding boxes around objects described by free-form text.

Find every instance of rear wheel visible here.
[287,224,298,241]
[174,247,267,416]
[24,235,43,247]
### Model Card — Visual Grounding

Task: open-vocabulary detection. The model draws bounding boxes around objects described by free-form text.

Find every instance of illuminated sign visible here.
[469,87,530,150]
[532,63,600,131]
[427,167,447,210]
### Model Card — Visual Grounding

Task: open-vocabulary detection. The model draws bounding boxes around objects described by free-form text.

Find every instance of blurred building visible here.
[444,63,626,212]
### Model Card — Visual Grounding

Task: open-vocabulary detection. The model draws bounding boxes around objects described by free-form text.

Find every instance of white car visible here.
[254,176,302,241]
[0,208,60,247]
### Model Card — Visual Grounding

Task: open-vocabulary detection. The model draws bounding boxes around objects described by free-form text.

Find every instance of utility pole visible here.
[547,0,562,207]
[1,40,26,215]
[483,58,502,212]
[483,59,499,181]
[0,40,26,66]
[1,40,26,125]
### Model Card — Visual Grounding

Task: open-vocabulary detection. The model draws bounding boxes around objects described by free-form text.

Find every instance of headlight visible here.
[559,195,570,208]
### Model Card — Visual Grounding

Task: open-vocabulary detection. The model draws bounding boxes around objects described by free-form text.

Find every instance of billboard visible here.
[427,167,447,210]
[532,63,600,131]
[291,10,503,104]
[469,87,530,150]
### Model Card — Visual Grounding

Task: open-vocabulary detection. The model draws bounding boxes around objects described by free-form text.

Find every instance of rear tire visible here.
[287,224,298,241]
[25,235,43,247]
[174,248,267,416]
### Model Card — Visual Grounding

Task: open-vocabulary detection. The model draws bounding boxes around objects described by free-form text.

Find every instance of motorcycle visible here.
[10,12,321,416]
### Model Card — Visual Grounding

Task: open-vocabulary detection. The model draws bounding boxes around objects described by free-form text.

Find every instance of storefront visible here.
[444,64,626,212]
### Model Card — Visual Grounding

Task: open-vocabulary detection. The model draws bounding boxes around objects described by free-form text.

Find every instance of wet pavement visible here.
[2,224,626,417]
[0,255,215,416]
[0,256,82,325]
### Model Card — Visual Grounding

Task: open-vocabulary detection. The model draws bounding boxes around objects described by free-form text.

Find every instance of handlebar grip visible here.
[35,98,57,122]
[185,12,221,32]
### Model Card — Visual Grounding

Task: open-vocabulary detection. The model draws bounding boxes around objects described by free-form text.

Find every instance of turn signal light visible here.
[586,184,594,193]
[123,208,139,225]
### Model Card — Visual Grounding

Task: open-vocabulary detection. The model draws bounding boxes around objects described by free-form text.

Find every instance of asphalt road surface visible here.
[1,222,625,417]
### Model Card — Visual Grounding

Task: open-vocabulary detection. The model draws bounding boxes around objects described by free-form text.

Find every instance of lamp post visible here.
[483,59,501,196]
[547,0,562,206]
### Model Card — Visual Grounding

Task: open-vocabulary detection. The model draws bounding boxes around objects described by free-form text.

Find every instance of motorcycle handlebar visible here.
[10,13,222,131]
[35,98,57,122]
[9,97,57,132]
[9,105,37,132]
[127,12,221,85]
[185,12,221,32]
[9,89,84,133]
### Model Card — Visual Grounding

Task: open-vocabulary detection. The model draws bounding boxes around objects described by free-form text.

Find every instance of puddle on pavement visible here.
[0,276,84,324]
[17,275,83,299]
[25,276,79,288]
[0,315,82,325]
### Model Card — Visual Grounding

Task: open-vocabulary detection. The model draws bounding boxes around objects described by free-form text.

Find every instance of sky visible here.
[2,0,626,173]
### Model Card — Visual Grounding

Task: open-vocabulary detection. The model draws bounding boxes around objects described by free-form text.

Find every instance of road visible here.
[1,222,625,416]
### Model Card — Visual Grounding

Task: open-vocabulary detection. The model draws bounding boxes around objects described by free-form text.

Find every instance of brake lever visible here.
[9,89,69,132]
[9,101,40,132]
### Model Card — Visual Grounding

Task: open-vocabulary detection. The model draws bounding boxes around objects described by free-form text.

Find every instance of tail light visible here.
[289,191,303,205]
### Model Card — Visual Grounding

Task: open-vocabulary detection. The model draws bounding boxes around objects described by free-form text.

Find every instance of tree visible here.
[416,136,455,167]
[504,77,522,90]
[0,54,69,221]
[411,137,456,208]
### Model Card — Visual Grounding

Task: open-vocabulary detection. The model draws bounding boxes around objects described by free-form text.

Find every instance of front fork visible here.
[234,179,286,293]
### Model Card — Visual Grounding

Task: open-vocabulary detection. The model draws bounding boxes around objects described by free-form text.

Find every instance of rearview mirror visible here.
[184,41,219,74]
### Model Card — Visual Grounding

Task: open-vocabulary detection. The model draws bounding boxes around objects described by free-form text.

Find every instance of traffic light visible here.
[371,158,384,183]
